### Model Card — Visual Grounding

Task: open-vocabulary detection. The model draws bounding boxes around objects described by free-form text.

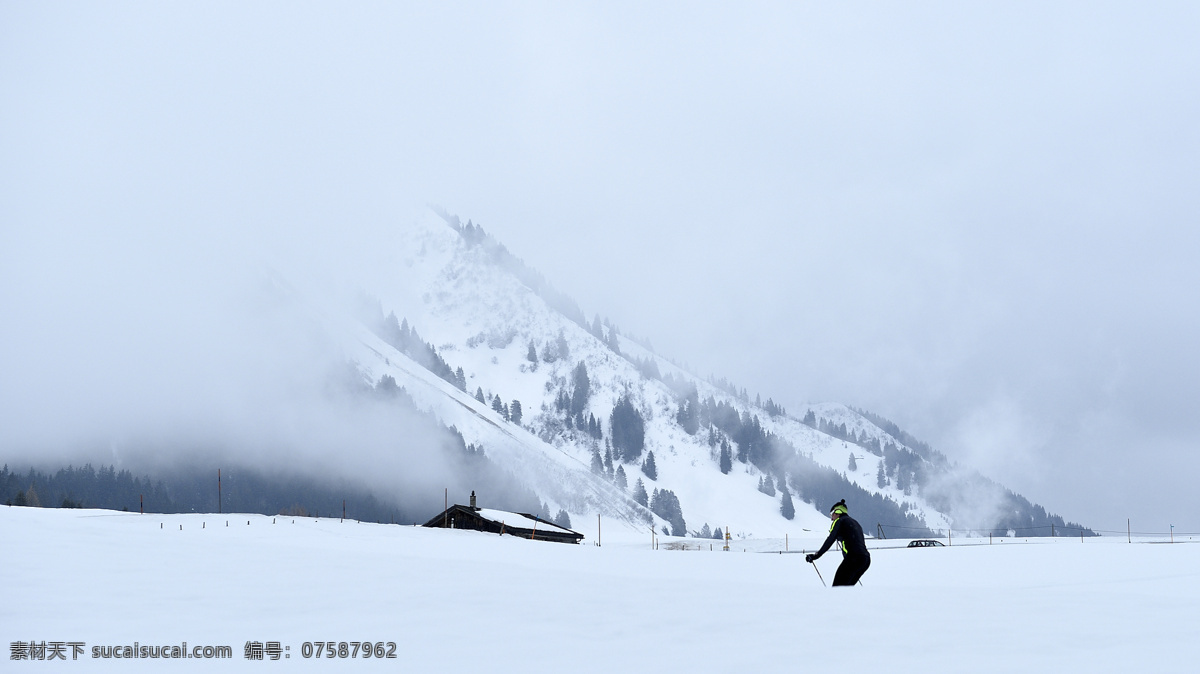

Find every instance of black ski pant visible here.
[832,554,870,586]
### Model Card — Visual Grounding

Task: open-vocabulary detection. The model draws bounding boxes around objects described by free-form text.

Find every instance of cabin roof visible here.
[422,504,583,543]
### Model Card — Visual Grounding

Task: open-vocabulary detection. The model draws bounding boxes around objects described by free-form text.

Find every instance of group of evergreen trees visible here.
[1,464,173,512]
[801,411,933,496]
[587,315,621,354]
[369,308,466,392]
[0,462,408,523]
[649,488,685,536]
[534,331,572,365]
[609,394,645,462]
[662,381,924,527]
[478,388,523,425]
[552,363,602,437]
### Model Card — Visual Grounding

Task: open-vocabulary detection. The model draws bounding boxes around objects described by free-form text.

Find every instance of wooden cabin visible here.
[423,492,583,544]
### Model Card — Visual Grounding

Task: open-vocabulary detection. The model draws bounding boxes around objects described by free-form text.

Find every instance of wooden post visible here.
[342,499,346,523]
[444,489,448,528]
[597,515,601,547]
[1051,523,1055,537]
[989,533,992,545]
[218,469,222,514]
[1128,519,1131,544]
[785,534,788,552]
[140,494,143,515]
[948,527,952,546]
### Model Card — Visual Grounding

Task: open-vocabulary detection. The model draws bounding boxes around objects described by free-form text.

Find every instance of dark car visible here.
[907,539,945,548]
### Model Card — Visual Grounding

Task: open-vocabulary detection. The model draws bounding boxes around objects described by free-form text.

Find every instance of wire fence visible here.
[877,523,1200,539]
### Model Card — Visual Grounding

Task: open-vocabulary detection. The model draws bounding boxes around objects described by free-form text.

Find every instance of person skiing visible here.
[806,499,870,586]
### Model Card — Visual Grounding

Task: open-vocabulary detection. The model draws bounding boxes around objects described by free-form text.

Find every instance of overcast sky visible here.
[3,2,1198,532]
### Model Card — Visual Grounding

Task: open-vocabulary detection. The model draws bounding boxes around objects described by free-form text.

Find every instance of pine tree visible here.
[848,453,858,472]
[780,489,795,520]
[526,341,538,363]
[876,462,888,489]
[615,465,628,491]
[632,478,648,507]
[570,362,591,417]
[676,384,700,435]
[510,400,523,425]
[719,439,732,474]
[556,330,570,362]
[641,451,658,480]
[475,387,485,404]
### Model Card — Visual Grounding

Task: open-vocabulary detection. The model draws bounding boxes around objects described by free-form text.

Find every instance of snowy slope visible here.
[3,506,1196,673]
[306,209,1072,539]
[347,324,649,528]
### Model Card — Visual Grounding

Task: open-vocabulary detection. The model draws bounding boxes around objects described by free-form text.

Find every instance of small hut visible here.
[423,492,583,545]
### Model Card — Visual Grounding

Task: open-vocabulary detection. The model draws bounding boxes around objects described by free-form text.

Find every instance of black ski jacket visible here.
[813,514,870,560]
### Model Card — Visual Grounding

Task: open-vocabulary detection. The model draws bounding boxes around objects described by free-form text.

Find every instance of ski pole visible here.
[812,561,826,587]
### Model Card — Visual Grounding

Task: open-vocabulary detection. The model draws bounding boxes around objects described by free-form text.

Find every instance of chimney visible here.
[470,491,477,510]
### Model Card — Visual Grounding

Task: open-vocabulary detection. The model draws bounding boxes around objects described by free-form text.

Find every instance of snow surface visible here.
[4,506,1197,672]
[472,507,575,535]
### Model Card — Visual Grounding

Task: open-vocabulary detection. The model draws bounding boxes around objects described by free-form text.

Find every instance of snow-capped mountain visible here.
[321,208,1090,539]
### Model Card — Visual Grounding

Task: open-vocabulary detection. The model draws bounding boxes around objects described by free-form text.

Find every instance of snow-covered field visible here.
[4,506,1196,672]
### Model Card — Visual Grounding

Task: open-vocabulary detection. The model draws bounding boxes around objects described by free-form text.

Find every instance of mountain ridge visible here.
[340,208,1091,539]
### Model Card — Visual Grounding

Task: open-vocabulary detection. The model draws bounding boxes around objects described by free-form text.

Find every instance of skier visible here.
[806,499,870,586]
